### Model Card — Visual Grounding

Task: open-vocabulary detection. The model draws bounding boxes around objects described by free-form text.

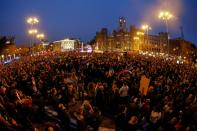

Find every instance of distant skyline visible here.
[0,0,197,46]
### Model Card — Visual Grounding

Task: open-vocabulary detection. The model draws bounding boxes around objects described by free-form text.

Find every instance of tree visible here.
[0,36,7,54]
[0,36,16,55]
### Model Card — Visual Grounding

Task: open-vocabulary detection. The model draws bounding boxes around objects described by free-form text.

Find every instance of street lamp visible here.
[1,55,4,63]
[36,33,45,52]
[141,24,152,34]
[27,17,39,27]
[158,11,173,56]
[141,24,151,52]
[27,17,39,51]
[36,33,45,40]
[28,29,38,54]
[28,29,38,35]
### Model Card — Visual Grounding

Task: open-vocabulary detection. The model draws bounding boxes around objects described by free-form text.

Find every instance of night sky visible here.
[0,0,197,46]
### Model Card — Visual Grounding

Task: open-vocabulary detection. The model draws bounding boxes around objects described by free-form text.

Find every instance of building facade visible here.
[170,38,197,59]
[94,17,168,53]
[52,38,81,52]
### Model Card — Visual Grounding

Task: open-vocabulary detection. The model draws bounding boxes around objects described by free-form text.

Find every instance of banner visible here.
[139,75,150,96]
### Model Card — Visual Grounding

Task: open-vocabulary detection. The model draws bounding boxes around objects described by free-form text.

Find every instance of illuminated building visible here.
[143,32,168,53]
[93,17,168,53]
[52,38,80,51]
[95,28,108,51]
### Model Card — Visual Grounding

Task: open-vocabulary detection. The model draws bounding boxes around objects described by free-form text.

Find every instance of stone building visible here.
[94,17,168,53]
[170,38,196,59]
[52,38,81,52]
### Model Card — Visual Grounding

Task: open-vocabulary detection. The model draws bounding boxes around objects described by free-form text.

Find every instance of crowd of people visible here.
[0,51,196,131]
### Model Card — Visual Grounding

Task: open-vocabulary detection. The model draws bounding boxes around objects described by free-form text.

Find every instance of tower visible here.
[119,17,126,32]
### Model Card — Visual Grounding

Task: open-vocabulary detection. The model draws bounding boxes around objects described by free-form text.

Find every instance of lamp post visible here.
[36,33,45,52]
[141,24,151,52]
[26,17,39,51]
[28,29,38,54]
[158,11,173,56]
[28,29,38,40]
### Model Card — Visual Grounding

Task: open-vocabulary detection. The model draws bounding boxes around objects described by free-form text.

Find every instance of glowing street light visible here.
[158,11,174,55]
[26,17,39,51]
[1,55,4,63]
[27,17,39,26]
[141,24,152,34]
[158,11,173,20]
[36,33,45,40]
[28,29,38,35]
